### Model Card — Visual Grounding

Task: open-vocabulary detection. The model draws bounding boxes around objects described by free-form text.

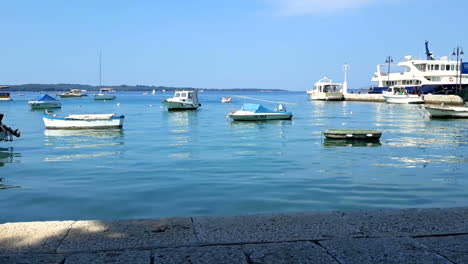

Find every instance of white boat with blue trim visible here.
[29,94,62,109]
[424,105,468,118]
[43,113,124,129]
[382,86,424,104]
[228,103,293,121]
[94,88,116,100]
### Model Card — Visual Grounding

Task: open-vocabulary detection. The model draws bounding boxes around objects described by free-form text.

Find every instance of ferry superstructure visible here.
[369,41,468,95]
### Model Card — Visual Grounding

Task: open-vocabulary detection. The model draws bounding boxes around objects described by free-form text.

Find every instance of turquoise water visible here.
[1,91,467,223]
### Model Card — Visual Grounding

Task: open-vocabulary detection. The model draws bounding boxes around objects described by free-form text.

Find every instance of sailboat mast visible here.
[99,51,102,90]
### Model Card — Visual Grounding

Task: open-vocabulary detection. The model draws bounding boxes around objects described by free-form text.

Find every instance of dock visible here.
[344,93,464,105]
[1,207,467,263]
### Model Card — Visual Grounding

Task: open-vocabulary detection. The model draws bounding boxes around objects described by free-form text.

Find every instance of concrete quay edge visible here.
[0,207,467,263]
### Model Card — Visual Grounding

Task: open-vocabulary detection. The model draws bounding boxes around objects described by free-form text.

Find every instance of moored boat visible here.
[59,89,87,98]
[228,103,293,121]
[382,86,424,104]
[163,90,201,110]
[424,105,468,118]
[43,113,124,129]
[0,86,12,101]
[323,129,382,140]
[29,94,62,109]
[307,77,344,101]
[221,96,232,103]
[0,114,21,141]
[94,88,116,100]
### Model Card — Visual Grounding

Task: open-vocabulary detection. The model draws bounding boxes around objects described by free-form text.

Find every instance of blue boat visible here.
[228,103,293,121]
[29,94,62,109]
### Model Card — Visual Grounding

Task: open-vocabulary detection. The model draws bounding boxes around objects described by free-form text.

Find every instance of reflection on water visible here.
[43,129,124,162]
[0,147,21,167]
[0,148,21,190]
[323,139,382,148]
[44,129,124,138]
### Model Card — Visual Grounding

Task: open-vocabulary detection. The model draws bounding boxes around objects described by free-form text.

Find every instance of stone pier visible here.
[0,207,467,263]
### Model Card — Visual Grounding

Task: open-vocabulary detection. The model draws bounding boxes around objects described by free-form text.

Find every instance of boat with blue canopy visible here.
[29,94,62,109]
[228,103,293,121]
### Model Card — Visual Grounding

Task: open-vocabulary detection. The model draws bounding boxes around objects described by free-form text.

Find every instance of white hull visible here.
[307,91,344,101]
[94,94,116,100]
[29,101,62,109]
[43,116,124,129]
[229,111,292,121]
[0,98,12,101]
[163,101,200,110]
[383,94,424,104]
[425,106,468,118]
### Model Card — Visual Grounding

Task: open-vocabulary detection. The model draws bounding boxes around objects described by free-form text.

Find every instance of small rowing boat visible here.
[43,113,124,129]
[323,129,382,140]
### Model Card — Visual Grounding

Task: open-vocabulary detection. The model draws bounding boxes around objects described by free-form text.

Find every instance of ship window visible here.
[451,65,455,71]
[430,65,434,71]
[441,65,445,71]
[435,65,440,70]
[446,65,450,71]
[181,93,187,98]
[432,76,441,82]
[175,93,180,97]
[188,93,192,99]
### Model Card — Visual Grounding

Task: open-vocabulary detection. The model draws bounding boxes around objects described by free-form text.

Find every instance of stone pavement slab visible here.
[0,254,65,264]
[341,208,468,237]
[242,241,339,264]
[193,212,360,244]
[417,235,468,264]
[64,250,150,264]
[0,221,74,253]
[57,217,197,253]
[320,237,452,264]
[154,245,247,264]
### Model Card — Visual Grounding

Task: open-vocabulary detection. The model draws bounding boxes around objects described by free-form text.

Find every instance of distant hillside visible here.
[2,84,287,92]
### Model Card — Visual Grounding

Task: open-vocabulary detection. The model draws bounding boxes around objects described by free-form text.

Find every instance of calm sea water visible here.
[1,91,467,223]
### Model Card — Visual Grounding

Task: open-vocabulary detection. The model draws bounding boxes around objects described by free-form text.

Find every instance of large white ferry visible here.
[369,41,468,95]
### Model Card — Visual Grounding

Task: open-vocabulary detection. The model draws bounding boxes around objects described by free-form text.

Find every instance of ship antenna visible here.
[425,40,434,60]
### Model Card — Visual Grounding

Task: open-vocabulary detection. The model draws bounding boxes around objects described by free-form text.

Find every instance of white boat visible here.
[94,88,116,100]
[221,96,232,103]
[29,94,62,109]
[59,89,87,98]
[424,105,468,118]
[369,41,468,95]
[43,113,124,129]
[0,86,12,101]
[382,86,424,104]
[152,89,156,95]
[94,54,116,100]
[228,103,293,121]
[162,90,201,110]
[307,77,344,101]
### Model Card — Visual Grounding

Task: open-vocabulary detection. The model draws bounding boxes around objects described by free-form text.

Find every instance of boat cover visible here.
[33,94,58,102]
[241,103,274,113]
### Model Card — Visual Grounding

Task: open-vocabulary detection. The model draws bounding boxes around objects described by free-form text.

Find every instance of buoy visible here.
[117,103,120,107]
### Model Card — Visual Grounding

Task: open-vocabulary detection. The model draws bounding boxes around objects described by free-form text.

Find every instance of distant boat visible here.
[382,86,424,104]
[0,86,12,101]
[307,77,344,101]
[221,96,232,103]
[424,105,468,118]
[29,94,62,109]
[59,89,87,98]
[43,113,124,129]
[162,90,201,110]
[94,53,116,101]
[152,89,156,95]
[228,103,293,121]
[94,88,116,100]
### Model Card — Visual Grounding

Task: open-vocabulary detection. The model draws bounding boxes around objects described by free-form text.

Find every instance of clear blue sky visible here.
[1,0,467,90]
